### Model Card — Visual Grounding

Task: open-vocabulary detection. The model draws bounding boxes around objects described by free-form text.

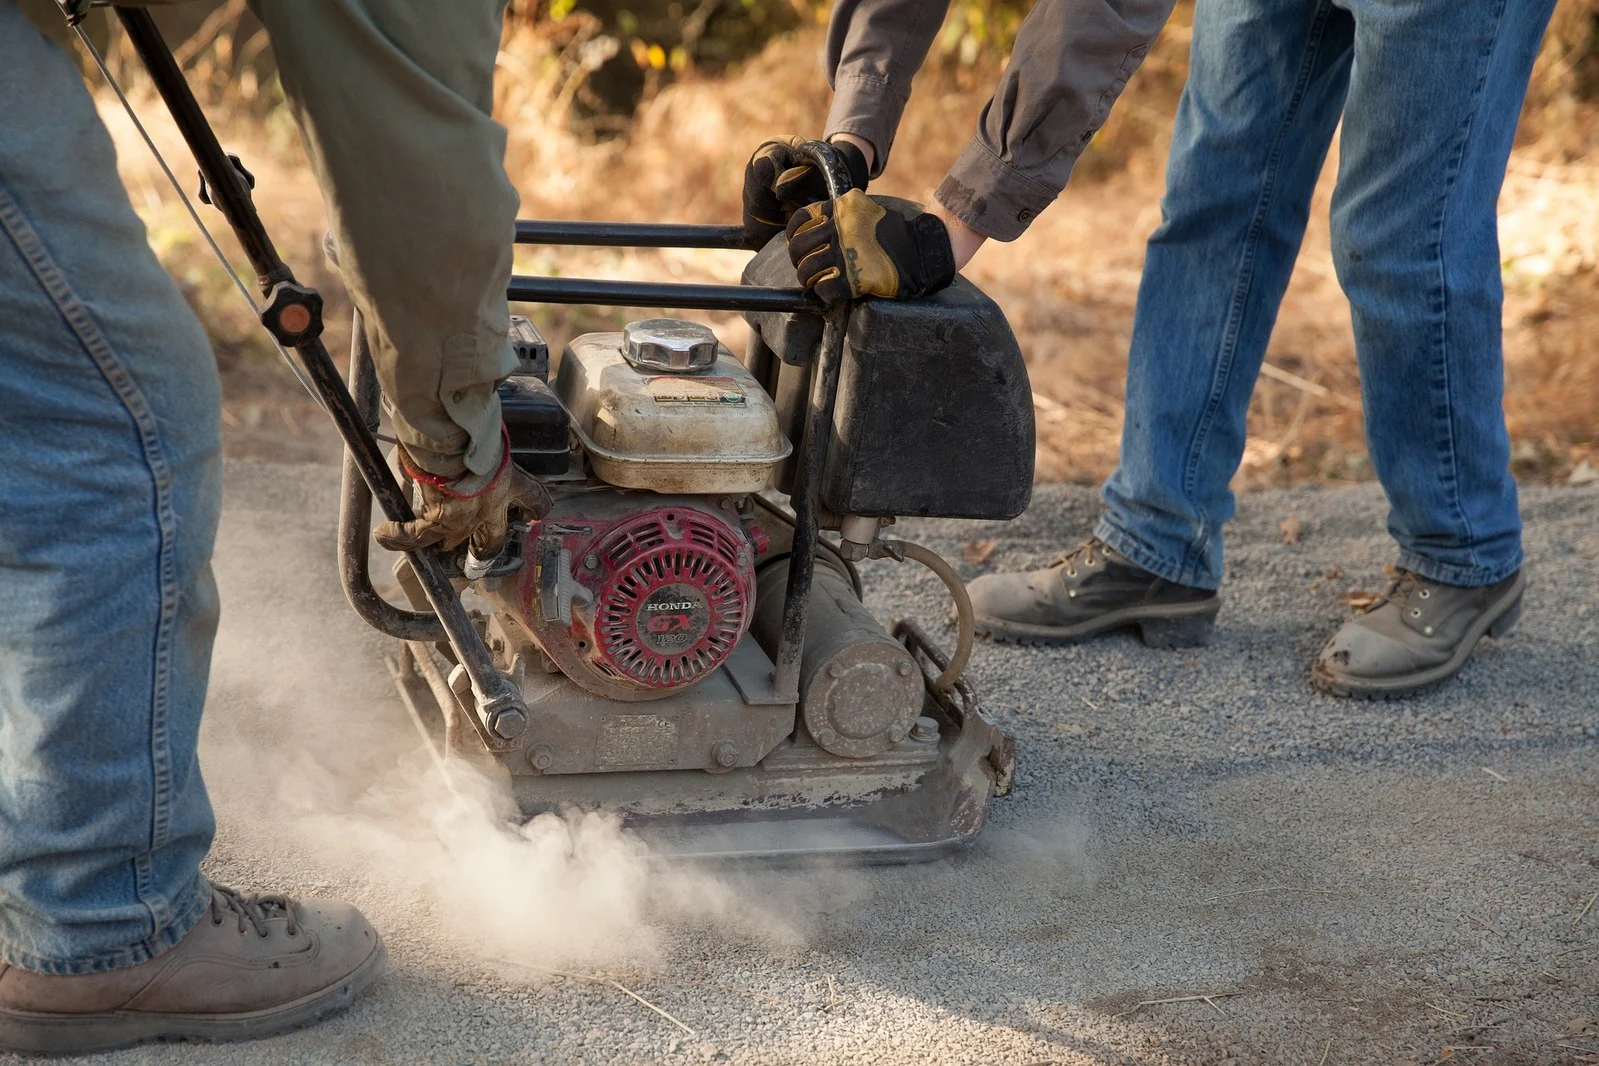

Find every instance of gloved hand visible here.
[785,190,957,305]
[741,136,869,250]
[374,432,552,558]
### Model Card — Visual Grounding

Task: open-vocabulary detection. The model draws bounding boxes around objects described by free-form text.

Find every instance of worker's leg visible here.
[0,16,387,1054]
[1329,0,1552,586]
[1096,0,1356,589]
[1308,0,1552,698]
[966,0,1358,646]
[0,5,221,971]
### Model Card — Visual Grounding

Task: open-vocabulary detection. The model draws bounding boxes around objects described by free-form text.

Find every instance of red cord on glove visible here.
[396,426,513,499]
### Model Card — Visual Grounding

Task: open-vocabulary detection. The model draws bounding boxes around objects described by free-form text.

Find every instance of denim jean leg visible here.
[1330,0,1552,587]
[1098,0,1356,589]
[0,6,222,974]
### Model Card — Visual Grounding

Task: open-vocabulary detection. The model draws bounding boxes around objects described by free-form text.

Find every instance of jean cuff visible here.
[1395,548,1523,588]
[1094,516,1222,591]
[0,874,212,977]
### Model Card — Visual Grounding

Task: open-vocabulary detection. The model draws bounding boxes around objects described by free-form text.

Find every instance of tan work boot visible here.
[0,884,386,1054]
[966,537,1220,648]
[1312,568,1526,698]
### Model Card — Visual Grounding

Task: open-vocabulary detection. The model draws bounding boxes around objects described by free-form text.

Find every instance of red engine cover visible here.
[513,499,757,700]
[591,507,752,687]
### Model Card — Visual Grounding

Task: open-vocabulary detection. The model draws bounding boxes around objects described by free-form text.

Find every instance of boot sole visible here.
[0,933,387,1055]
[1310,574,1527,700]
[973,597,1221,650]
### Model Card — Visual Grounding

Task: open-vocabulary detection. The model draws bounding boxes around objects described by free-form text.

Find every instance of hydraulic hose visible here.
[872,539,973,693]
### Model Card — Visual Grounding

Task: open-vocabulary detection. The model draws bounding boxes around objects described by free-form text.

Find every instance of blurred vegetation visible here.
[494,0,1049,126]
[27,0,1051,134]
[31,0,1599,479]
[36,0,1599,151]
[503,0,807,126]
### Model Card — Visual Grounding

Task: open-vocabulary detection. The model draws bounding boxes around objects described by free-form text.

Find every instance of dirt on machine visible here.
[367,227,1035,862]
[95,8,1036,864]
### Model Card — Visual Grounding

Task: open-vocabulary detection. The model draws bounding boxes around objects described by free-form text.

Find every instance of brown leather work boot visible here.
[1312,568,1526,698]
[0,884,386,1054]
[965,537,1220,648]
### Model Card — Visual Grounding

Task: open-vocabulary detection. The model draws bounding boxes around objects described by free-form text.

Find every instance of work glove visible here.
[374,431,552,559]
[741,136,869,250]
[785,190,957,306]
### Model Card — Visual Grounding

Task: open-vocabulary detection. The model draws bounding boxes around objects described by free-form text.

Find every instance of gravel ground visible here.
[26,463,1599,1066]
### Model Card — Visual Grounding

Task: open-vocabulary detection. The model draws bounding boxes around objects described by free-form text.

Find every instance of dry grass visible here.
[90,2,1599,483]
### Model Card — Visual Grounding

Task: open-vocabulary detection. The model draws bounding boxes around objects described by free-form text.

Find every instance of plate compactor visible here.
[92,7,1035,863]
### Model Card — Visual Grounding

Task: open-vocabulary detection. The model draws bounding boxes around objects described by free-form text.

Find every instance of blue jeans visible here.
[1097,0,1552,590]
[0,6,221,974]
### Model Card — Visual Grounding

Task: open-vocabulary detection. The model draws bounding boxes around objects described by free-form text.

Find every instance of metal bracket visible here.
[260,280,324,346]
[893,617,1015,798]
[55,0,90,26]
[197,153,255,207]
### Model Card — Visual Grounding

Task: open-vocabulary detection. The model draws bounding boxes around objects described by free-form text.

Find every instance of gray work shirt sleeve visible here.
[822,0,951,177]
[253,0,518,479]
[826,0,1176,242]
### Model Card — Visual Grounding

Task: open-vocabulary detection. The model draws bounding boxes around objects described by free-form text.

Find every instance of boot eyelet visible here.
[1410,608,1422,618]
[1424,625,1434,635]
[1067,589,1077,598]
[1065,567,1076,578]
[1419,589,1430,599]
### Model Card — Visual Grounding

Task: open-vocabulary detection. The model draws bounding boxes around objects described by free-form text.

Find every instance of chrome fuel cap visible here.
[622,318,718,373]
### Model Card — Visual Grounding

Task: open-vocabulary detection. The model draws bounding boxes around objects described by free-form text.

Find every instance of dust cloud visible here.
[274,749,793,971]
[198,467,841,976]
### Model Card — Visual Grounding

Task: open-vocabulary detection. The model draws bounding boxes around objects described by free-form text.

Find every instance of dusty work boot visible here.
[0,884,386,1055]
[965,537,1220,648]
[1312,568,1526,699]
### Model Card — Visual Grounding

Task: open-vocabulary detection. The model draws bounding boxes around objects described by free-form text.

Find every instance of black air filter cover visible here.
[498,375,569,476]
[509,315,550,379]
[742,200,1034,520]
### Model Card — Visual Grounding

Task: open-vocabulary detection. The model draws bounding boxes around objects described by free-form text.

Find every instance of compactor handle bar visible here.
[510,221,813,311]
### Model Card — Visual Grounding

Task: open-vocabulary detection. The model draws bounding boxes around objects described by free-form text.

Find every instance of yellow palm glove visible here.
[741,137,869,250]
[785,191,956,305]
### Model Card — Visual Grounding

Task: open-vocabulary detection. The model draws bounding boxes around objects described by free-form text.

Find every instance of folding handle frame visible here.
[112,0,852,733]
[115,8,529,745]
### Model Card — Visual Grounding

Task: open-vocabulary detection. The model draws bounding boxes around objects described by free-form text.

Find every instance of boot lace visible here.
[208,884,300,938]
[1051,538,1107,579]
[1370,569,1428,614]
